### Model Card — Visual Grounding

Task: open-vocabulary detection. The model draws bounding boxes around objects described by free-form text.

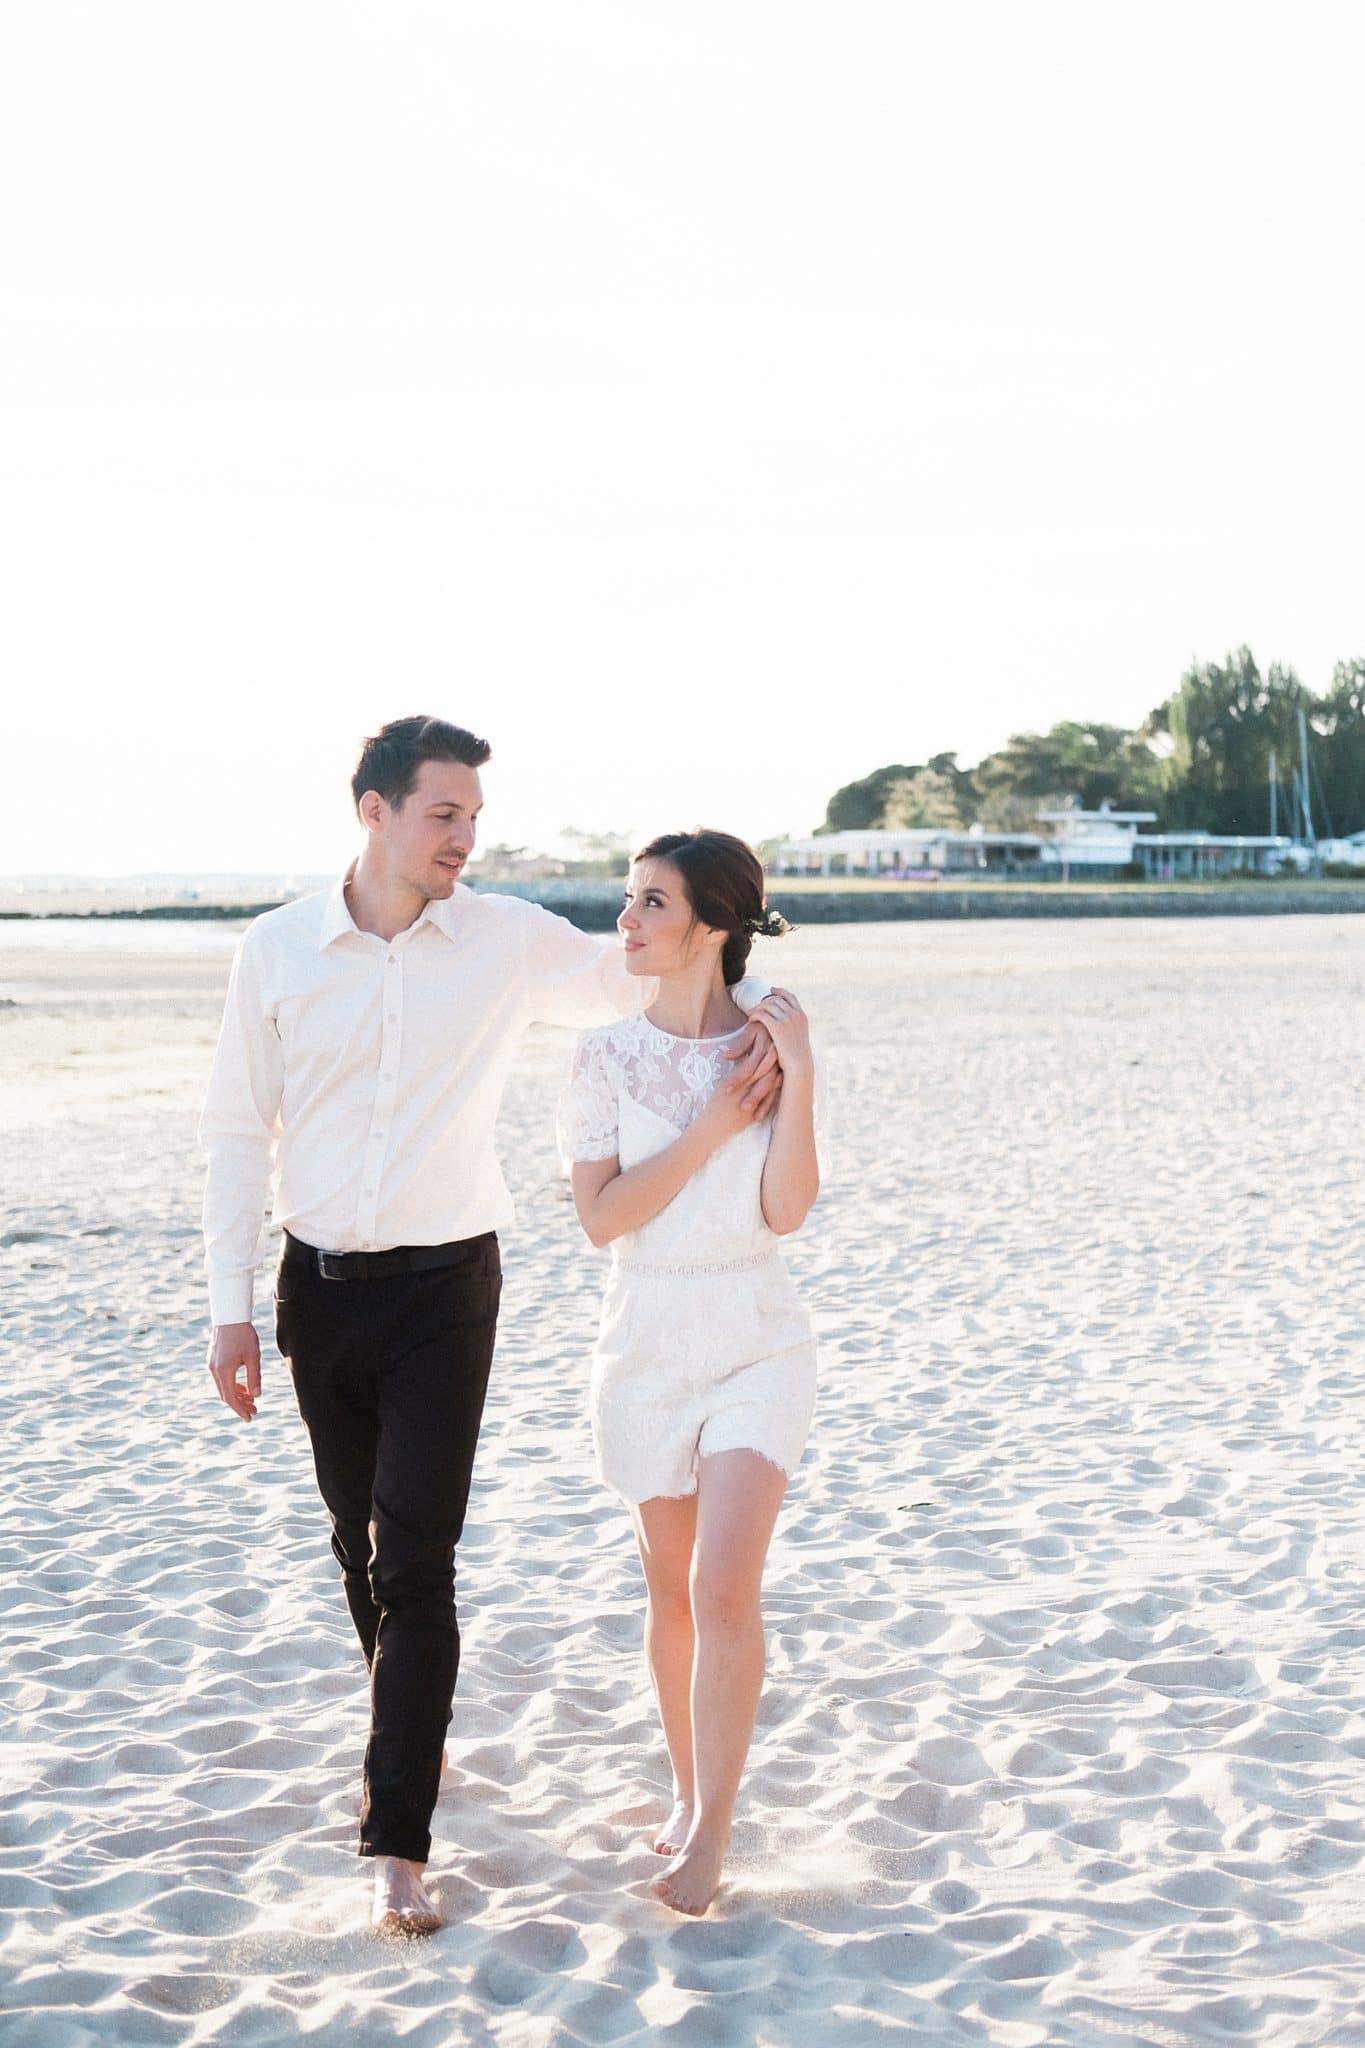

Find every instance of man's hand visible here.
[745,989,813,1079]
[722,1010,785,1119]
[207,1322,261,1422]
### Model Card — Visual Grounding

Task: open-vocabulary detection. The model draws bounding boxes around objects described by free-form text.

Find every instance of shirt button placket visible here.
[361,949,402,1245]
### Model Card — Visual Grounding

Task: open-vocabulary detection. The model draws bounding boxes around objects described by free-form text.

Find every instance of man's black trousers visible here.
[274,1229,501,1864]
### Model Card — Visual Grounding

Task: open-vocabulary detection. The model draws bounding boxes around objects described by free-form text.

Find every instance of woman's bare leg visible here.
[632,1491,699,1854]
[651,1449,788,1916]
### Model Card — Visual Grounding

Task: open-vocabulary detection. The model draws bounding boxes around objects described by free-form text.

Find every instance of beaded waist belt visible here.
[613,1249,778,1279]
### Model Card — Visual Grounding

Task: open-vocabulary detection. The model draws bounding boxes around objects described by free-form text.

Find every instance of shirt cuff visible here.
[209,1273,256,1326]
[730,975,771,1013]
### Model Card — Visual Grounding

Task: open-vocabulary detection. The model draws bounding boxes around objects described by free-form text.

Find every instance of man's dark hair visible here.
[351,716,492,813]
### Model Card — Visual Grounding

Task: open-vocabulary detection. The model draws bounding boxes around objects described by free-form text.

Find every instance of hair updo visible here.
[633,828,792,986]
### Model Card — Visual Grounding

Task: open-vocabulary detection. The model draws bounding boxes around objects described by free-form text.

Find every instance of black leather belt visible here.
[283,1230,491,1282]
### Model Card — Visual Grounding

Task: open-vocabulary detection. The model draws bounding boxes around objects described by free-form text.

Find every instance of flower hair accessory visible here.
[743,907,792,939]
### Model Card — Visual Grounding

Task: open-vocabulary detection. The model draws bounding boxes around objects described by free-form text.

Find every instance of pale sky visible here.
[3,2,1363,874]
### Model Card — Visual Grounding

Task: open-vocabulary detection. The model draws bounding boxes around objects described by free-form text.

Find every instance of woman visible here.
[557,828,820,1917]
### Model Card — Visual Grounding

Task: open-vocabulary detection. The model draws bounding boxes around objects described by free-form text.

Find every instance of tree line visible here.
[821,649,1365,842]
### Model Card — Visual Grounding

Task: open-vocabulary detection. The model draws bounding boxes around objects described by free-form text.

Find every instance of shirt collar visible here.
[317,865,465,951]
[421,888,467,944]
[317,871,357,951]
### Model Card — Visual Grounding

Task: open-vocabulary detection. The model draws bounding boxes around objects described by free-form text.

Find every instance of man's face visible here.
[377,759,483,900]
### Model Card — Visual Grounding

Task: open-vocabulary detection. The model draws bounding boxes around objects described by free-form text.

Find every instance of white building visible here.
[1035,806,1156,866]
[777,801,1298,881]
[774,827,1043,877]
[1317,830,1365,870]
[1132,832,1294,879]
[1040,805,1294,878]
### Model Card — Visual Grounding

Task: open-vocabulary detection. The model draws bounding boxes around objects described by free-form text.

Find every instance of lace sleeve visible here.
[557,1031,621,1171]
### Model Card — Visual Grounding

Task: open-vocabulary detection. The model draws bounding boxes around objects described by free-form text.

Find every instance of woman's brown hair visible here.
[633,828,791,986]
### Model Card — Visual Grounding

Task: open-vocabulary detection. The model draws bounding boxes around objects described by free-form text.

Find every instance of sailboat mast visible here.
[1269,749,1278,839]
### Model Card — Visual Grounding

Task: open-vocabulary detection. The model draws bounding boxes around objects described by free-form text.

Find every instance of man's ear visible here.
[358,790,386,833]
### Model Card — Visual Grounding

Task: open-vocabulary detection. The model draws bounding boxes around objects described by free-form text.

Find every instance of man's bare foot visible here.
[651,1796,694,1856]
[650,1833,726,1916]
[371,1856,442,1936]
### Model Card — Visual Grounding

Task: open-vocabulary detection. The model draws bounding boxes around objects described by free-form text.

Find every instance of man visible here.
[200,715,779,1935]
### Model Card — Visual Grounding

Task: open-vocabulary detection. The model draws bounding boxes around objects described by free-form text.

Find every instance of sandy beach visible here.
[3,915,1364,2047]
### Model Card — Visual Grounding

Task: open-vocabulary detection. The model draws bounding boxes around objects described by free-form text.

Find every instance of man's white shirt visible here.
[200,873,765,1324]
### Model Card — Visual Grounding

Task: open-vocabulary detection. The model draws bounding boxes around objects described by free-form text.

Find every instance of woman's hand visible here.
[694,1073,766,1148]
[746,989,813,1077]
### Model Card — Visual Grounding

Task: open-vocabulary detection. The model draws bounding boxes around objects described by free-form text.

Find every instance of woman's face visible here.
[618,858,720,976]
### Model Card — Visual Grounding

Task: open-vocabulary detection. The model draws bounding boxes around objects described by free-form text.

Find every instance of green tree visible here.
[557,826,634,876]
[821,752,977,832]
[1311,658,1365,839]
[819,764,919,832]
[882,764,973,829]
[1150,648,1310,835]
[973,721,1164,829]
[812,653,1365,851]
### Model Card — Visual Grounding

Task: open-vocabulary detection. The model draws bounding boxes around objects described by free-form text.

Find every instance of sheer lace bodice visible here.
[558,1013,777,1272]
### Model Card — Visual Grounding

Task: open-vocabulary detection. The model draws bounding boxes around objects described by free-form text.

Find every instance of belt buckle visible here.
[316,1250,348,1282]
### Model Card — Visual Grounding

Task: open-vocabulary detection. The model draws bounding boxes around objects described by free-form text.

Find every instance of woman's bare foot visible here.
[650,1833,726,1916]
[371,1856,441,1936]
[441,1747,450,1779]
[651,1796,694,1856]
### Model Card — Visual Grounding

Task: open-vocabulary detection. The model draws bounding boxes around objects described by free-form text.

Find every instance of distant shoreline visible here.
[6,880,1365,929]
[0,902,285,923]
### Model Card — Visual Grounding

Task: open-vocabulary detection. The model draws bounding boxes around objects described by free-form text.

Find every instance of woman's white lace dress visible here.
[558,1014,818,1505]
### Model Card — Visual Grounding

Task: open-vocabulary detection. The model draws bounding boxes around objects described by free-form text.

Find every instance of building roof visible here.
[1036,808,1158,825]
[1135,833,1292,849]
[776,829,1044,852]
